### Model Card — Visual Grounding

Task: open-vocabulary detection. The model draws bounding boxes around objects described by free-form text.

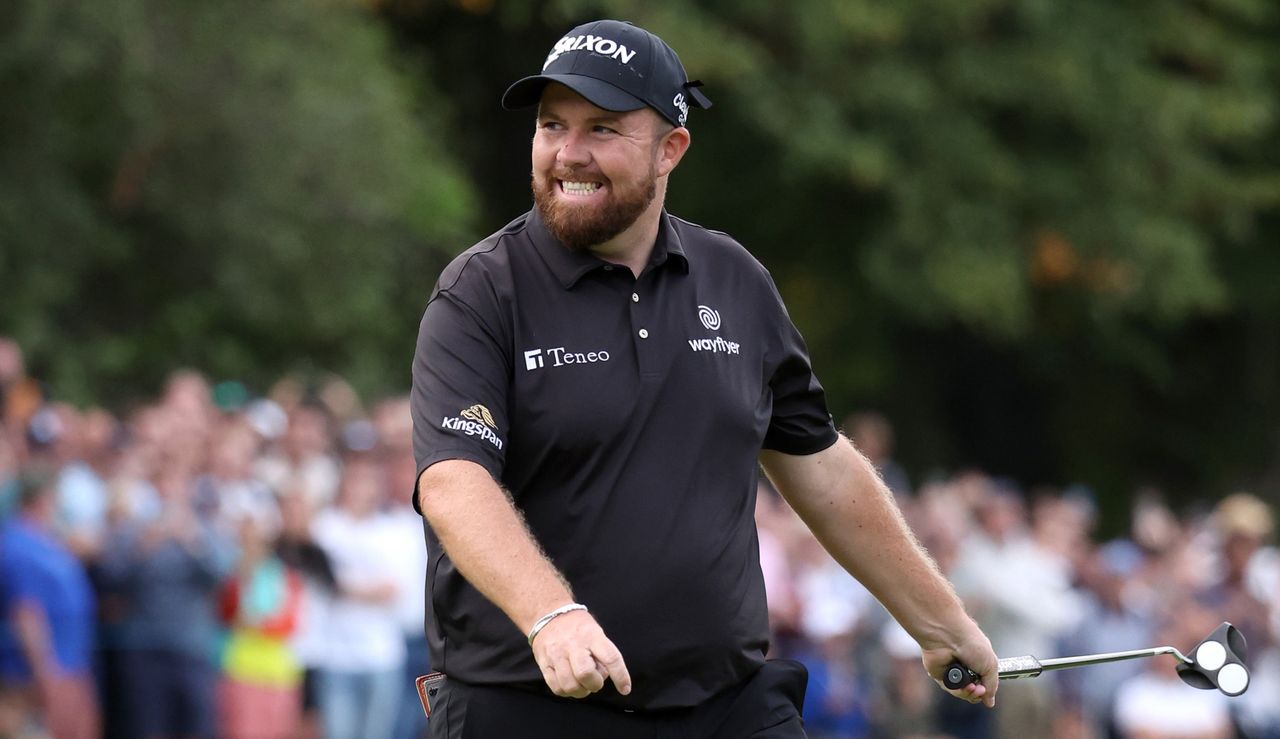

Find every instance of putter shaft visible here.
[998,646,1192,681]
[948,645,1192,688]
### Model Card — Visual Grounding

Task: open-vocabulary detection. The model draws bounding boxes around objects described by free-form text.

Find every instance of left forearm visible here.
[761,438,967,649]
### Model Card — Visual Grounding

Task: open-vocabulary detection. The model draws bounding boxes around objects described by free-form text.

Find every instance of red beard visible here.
[531,165,657,252]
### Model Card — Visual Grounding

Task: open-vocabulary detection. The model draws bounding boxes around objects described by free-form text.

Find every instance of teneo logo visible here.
[689,337,740,355]
[674,93,690,126]
[441,404,503,450]
[522,346,611,370]
[697,305,721,331]
[543,34,638,71]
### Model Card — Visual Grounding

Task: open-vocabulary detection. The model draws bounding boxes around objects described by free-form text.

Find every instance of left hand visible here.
[921,623,999,708]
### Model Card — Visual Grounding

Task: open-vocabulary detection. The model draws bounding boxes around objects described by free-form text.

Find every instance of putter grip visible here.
[943,661,981,690]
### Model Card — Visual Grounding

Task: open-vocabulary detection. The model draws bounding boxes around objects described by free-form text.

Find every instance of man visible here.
[0,470,100,739]
[411,19,998,737]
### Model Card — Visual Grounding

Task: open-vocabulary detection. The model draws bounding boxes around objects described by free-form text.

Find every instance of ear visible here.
[655,126,691,178]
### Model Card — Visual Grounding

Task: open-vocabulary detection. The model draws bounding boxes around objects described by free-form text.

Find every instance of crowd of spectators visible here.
[0,335,1276,739]
[761,413,1280,739]
[0,338,427,739]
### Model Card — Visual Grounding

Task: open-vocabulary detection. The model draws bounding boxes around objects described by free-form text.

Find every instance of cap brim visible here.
[502,74,647,113]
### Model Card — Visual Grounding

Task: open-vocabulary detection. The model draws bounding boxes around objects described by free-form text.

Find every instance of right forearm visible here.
[417,459,574,635]
[13,603,55,683]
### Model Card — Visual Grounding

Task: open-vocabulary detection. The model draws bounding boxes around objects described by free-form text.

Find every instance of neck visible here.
[590,178,668,277]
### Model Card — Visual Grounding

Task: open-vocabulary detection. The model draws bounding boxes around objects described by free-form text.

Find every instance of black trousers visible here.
[429,659,808,739]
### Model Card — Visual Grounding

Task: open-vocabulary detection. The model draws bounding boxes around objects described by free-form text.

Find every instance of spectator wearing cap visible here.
[0,469,100,739]
[1195,494,1272,655]
[1201,493,1279,738]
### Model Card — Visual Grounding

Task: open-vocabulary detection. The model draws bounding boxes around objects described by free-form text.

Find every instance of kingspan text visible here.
[441,416,504,450]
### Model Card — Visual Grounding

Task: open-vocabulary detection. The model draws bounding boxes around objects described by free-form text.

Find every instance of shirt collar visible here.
[527,207,690,290]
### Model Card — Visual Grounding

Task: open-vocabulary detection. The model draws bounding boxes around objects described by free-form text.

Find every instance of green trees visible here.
[1,0,474,399]
[2,0,1276,502]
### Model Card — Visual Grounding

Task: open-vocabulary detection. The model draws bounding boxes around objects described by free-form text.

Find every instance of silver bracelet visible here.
[527,603,588,646]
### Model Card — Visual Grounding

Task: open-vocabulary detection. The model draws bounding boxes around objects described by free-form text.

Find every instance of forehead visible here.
[537,83,657,128]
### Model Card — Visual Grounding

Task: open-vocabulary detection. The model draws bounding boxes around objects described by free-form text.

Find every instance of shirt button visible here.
[638,329,649,339]
[631,293,639,303]
[603,265,614,271]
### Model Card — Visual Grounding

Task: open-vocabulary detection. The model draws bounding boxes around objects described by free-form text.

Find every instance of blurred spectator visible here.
[0,432,19,519]
[310,455,405,739]
[1199,493,1274,651]
[0,469,99,739]
[871,620,942,739]
[24,404,110,559]
[217,515,304,739]
[199,420,278,537]
[1205,493,1280,737]
[97,463,235,739]
[1059,539,1155,735]
[756,483,802,645]
[256,404,341,510]
[380,424,432,739]
[951,484,1086,739]
[1112,608,1233,739]
[275,490,336,739]
[847,411,912,499]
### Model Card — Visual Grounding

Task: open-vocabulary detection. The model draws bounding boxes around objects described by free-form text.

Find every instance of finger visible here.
[539,662,560,695]
[980,670,998,708]
[553,654,590,699]
[570,649,605,694]
[590,637,632,696]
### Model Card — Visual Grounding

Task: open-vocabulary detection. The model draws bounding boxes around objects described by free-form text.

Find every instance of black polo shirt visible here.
[410,206,838,710]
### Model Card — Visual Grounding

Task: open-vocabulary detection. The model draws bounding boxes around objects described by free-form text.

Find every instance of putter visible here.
[943,621,1250,697]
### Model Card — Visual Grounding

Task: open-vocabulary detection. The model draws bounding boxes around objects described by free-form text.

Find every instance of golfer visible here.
[410,19,999,737]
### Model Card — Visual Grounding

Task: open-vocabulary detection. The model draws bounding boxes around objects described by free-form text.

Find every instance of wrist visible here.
[527,603,588,646]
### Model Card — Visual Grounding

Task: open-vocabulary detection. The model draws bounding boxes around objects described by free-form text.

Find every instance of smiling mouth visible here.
[559,180,603,196]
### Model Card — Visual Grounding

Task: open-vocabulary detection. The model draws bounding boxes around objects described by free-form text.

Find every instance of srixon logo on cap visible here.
[543,34,638,70]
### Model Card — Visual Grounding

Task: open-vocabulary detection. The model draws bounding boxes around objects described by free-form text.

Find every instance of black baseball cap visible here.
[502,20,712,128]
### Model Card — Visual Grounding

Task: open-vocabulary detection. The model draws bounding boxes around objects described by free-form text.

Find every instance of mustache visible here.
[546,167,608,183]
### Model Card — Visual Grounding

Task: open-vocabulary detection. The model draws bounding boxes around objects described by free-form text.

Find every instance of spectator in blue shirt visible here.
[0,469,100,739]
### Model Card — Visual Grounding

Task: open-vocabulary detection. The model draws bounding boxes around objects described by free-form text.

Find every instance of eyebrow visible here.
[537,109,628,126]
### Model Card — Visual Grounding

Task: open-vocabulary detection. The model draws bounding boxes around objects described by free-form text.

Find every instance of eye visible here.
[539,120,564,131]
[592,125,618,135]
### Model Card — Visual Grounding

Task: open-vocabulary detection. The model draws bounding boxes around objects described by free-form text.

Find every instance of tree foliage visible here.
[3,0,1278,506]
[0,0,475,401]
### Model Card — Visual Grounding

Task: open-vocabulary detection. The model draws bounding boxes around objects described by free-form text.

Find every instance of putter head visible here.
[1176,622,1249,696]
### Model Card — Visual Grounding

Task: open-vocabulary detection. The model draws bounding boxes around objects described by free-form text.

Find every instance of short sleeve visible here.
[761,278,839,455]
[410,291,511,512]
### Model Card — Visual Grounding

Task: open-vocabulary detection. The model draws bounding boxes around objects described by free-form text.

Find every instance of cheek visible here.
[531,139,556,171]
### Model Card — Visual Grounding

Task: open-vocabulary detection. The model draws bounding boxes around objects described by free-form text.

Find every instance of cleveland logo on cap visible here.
[543,34,638,71]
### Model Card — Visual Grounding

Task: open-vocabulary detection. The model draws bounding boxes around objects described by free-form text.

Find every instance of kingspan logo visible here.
[523,346,611,371]
[441,404,503,450]
[543,34,638,70]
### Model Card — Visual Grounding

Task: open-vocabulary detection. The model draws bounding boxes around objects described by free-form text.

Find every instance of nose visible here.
[555,129,591,169]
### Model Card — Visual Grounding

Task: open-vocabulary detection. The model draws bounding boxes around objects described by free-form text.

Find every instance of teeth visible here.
[561,181,601,194]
